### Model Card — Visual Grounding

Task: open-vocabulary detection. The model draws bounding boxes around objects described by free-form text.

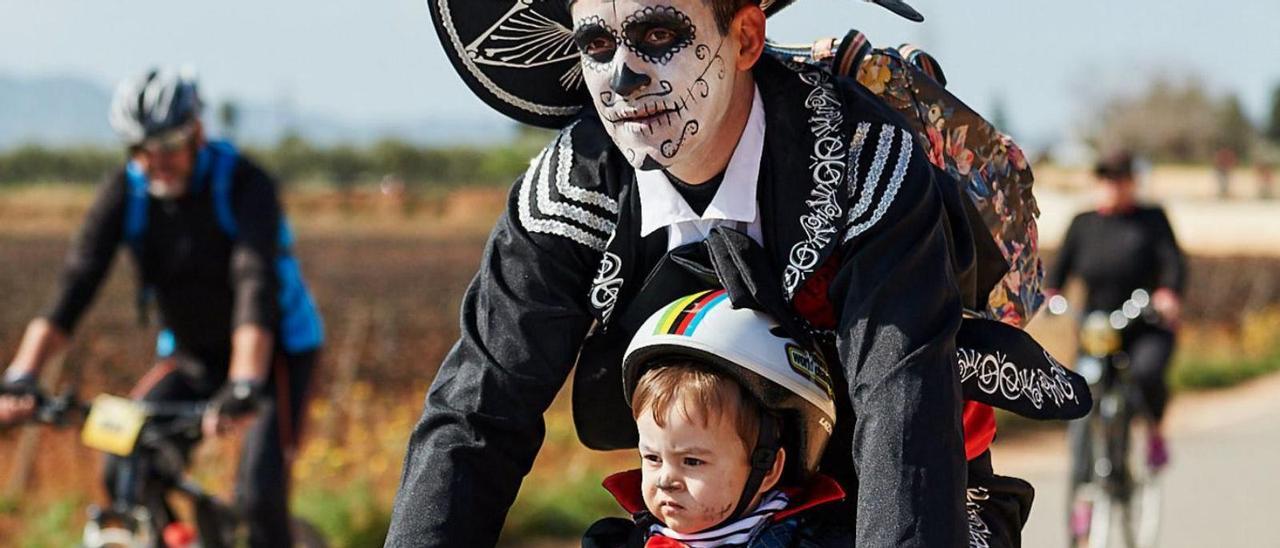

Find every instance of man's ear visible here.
[759,446,786,493]
[730,4,766,71]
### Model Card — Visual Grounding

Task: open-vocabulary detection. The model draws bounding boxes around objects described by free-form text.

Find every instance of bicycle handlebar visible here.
[1045,288,1162,329]
[1,386,206,429]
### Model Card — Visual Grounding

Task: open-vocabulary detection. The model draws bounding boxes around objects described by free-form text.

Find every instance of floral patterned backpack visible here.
[771,31,1044,327]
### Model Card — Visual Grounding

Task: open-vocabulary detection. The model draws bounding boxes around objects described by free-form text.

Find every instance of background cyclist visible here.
[1046,150,1187,474]
[0,67,323,547]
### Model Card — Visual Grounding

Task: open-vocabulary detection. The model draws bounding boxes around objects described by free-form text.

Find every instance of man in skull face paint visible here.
[574,0,753,176]
[391,0,1045,546]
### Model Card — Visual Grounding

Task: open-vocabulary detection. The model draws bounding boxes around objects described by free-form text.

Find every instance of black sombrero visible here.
[428,0,923,129]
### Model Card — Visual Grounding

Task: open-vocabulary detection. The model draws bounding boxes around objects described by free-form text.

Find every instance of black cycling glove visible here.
[210,380,265,418]
[0,371,38,396]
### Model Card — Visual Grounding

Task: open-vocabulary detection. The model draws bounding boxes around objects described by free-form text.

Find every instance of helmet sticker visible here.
[654,289,728,336]
[785,344,834,399]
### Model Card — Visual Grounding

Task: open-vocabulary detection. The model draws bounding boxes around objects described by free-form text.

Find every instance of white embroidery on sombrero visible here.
[467,4,577,69]
[517,126,616,250]
[560,62,584,91]
[438,0,583,117]
[844,127,912,242]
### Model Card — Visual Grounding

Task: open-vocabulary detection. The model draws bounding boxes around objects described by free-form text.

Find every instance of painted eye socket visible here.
[620,7,696,65]
[574,20,619,63]
[584,35,617,60]
[643,27,677,48]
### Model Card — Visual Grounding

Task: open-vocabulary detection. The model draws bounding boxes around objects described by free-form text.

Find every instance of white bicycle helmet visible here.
[623,289,837,482]
[109,67,202,146]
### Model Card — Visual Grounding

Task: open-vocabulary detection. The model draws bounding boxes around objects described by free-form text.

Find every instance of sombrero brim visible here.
[428,0,923,129]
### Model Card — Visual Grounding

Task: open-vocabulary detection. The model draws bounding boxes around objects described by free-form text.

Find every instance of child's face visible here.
[636,403,751,533]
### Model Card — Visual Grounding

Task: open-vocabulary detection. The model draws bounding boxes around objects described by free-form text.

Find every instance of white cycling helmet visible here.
[622,289,837,481]
[109,66,202,146]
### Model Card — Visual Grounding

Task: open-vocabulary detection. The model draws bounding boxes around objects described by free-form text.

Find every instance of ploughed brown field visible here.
[1,179,1277,543]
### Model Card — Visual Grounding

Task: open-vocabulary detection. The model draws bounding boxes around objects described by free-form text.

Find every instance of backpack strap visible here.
[207,140,241,238]
[123,161,154,325]
[123,161,150,250]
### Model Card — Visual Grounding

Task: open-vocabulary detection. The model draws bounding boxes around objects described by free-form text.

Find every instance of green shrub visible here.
[291,480,391,548]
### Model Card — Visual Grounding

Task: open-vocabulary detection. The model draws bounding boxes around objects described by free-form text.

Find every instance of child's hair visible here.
[631,360,765,453]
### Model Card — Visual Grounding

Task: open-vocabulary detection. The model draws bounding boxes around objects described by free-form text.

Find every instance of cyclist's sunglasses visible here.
[138,124,197,155]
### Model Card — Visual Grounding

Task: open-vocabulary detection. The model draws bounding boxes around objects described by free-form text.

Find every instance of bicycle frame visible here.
[89,400,244,548]
[1053,290,1163,548]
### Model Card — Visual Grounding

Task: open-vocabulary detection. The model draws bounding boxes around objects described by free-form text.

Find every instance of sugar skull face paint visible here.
[571,0,738,171]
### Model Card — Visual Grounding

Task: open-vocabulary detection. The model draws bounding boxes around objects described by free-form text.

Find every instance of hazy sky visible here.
[2,0,1278,146]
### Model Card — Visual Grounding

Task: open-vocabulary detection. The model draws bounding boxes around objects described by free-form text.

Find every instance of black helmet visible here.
[109,67,202,146]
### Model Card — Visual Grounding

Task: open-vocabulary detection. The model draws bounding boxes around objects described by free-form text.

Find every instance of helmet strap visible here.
[708,412,782,531]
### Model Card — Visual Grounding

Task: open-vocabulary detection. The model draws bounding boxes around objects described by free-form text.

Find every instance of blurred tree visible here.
[324,145,368,188]
[218,100,241,142]
[1266,83,1280,146]
[0,145,118,185]
[0,134,536,187]
[370,139,426,183]
[1089,75,1225,163]
[269,131,319,184]
[989,95,1012,136]
[1216,94,1256,161]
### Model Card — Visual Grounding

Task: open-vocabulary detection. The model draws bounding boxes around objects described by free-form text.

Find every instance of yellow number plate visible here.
[81,395,147,456]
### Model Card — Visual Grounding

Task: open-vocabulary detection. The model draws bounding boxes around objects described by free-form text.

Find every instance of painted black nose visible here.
[610,63,651,97]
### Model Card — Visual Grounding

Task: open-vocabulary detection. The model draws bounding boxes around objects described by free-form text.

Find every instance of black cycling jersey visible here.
[45,155,283,356]
[1045,206,1186,311]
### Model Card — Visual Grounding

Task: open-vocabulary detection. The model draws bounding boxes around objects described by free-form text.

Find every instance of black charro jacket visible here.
[386,55,1087,547]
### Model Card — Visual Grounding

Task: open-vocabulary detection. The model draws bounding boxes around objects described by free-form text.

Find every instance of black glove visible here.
[210,380,265,418]
[0,371,38,396]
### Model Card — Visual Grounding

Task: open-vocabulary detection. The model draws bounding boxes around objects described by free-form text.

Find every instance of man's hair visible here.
[1094,150,1135,181]
[565,0,760,34]
[631,360,764,452]
[708,0,760,33]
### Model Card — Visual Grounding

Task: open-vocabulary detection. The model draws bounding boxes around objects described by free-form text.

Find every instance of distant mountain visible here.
[0,74,116,148]
[0,73,512,150]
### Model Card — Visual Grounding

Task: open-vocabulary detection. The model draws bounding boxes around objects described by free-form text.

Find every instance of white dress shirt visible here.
[637,86,766,251]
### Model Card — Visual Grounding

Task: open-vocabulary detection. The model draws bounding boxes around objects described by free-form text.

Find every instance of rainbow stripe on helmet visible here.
[654,290,730,337]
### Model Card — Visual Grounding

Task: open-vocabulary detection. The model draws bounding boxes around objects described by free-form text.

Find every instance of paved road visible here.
[993,374,1280,548]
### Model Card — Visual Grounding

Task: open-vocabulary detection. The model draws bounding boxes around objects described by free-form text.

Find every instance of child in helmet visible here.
[583,290,851,548]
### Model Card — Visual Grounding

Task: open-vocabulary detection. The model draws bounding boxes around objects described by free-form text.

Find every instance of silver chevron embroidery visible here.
[845,128,913,242]
[516,127,616,251]
[555,121,619,214]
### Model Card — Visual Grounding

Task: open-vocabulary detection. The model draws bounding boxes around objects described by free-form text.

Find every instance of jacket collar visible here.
[752,56,853,301]
[601,468,846,524]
